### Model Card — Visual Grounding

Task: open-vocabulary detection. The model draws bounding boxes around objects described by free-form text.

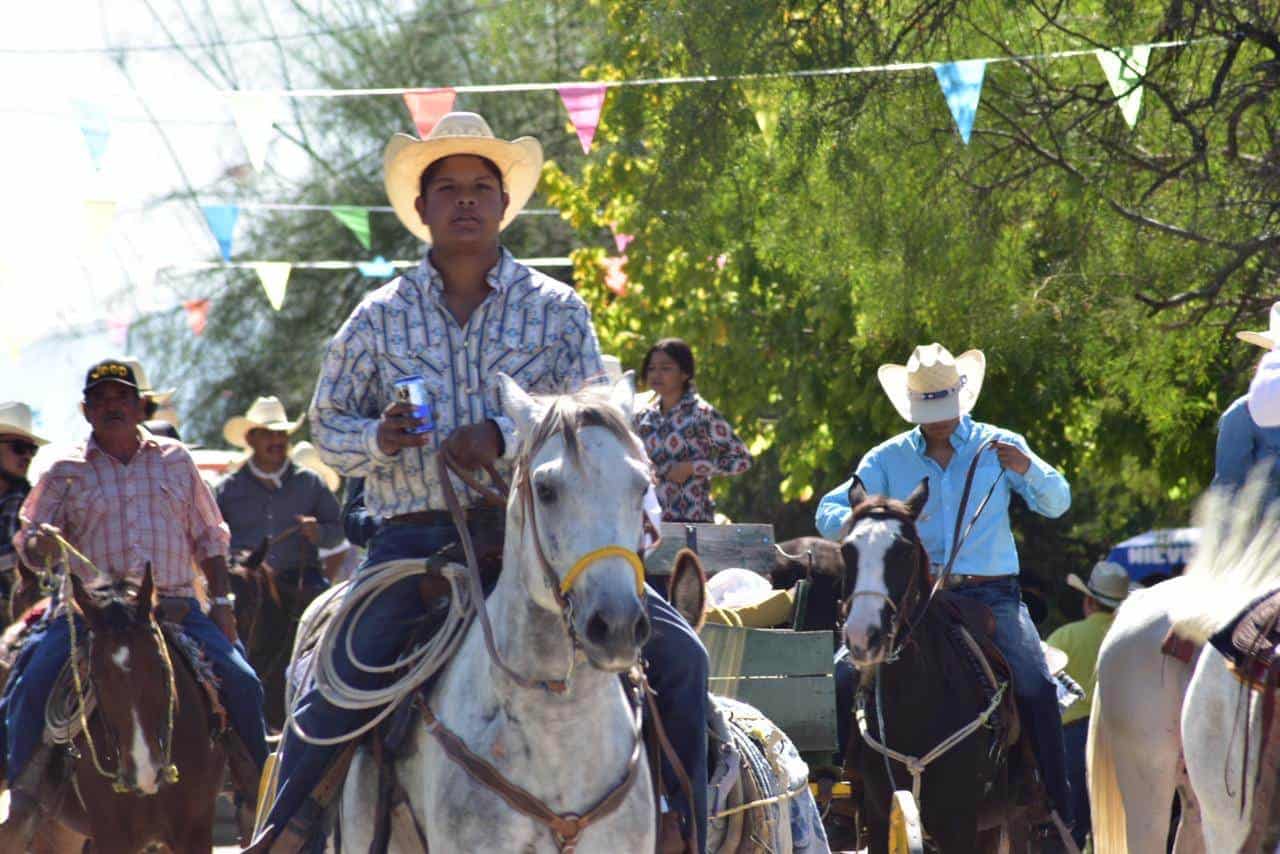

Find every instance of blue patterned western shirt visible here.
[310,249,606,518]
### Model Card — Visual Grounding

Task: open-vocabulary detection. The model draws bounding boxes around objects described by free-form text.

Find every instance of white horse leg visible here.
[1182,648,1258,854]
[1171,759,1206,854]
[337,745,380,852]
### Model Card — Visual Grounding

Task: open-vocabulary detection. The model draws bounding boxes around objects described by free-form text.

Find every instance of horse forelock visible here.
[514,389,648,486]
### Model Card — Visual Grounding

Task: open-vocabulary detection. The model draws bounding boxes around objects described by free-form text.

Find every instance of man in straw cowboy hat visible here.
[0,402,47,604]
[815,342,1075,830]
[216,396,342,591]
[1214,301,1280,494]
[1047,560,1131,848]
[250,112,710,852]
[0,359,268,843]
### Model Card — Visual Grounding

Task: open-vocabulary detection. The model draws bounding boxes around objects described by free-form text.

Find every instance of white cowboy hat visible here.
[222,396,304,449]
[383,111,543,245]
[291,441,340,493]
[1238,302,1280,351]
[1066,560,1133,609]
[120,356,175,405]
[0,401,49,446]
[877,343,986,424]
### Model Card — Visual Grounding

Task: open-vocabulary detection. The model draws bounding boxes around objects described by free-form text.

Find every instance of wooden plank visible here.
[644,522,776,575]
[711,676,837,753]
[701,624,833,678]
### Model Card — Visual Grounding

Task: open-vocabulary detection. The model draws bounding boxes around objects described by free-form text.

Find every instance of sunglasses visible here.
[1,439,38,457]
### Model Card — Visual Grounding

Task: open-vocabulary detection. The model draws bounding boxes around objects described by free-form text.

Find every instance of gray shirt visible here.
[215,462,342,573]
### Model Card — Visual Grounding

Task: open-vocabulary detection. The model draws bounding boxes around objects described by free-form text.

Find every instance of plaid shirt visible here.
[0,478,29,571]
[16,431,230,597]
[311,248,606,518]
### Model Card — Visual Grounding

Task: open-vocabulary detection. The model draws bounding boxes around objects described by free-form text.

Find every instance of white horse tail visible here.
[1087,680,1127,854]
[1172,466,1280,644]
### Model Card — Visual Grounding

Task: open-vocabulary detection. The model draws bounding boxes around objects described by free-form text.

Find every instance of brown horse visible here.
[7,568,228,852]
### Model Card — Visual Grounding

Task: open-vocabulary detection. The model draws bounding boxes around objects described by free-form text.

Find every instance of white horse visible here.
[1090,473,1280,853]
[338,375,657,852]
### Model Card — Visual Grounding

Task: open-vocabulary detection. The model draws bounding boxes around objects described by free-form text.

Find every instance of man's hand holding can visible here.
[376,401,433,456]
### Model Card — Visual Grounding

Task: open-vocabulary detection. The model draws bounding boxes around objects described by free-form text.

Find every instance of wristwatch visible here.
[211,594,236,608]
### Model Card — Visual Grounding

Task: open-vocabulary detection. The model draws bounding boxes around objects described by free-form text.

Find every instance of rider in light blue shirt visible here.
[817,342,1075,833]
[1214,303,1280,494]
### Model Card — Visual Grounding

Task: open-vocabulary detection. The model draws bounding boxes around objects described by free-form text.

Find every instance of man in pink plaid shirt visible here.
[0,358,268,837]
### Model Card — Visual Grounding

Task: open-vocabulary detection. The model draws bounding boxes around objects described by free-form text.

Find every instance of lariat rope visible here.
[42,532,180,793]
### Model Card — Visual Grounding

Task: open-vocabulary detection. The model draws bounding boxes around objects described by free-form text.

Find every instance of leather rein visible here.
[420,440,655,852]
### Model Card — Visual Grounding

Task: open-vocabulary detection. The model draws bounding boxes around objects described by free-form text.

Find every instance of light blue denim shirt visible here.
[1212,394,1280,494]
[814,416,1071,576]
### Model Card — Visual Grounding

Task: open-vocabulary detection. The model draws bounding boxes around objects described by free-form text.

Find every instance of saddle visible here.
[933,590,1021,752]
[1208,588,1280,688]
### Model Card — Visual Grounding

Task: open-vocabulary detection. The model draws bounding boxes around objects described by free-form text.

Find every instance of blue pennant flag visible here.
[357,256,397,278]
[932,60,987,145]
[201,205,240,262]
[75,100,111,169]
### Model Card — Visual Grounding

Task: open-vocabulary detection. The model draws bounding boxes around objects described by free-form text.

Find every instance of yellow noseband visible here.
[560,546,646,598]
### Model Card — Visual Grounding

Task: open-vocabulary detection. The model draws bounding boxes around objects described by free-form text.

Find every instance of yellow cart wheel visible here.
[889,789,924,854]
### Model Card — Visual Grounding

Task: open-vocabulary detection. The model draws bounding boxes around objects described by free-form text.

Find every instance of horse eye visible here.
[536,482,557,504]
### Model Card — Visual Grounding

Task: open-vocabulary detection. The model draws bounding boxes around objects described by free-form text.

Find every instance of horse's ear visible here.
[904,477,930,519]
[610,370,637,422]
[138,563,155,615]
[668,549,708,632]
[497,373,541,441]
[69,573,102,631]
[846,475,868,510]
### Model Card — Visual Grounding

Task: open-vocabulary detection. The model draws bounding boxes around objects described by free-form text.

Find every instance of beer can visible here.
[392,375,435,434]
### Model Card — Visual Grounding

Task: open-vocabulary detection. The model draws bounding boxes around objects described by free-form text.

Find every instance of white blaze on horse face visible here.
[842,516,900,662]
[111,645,130,672]
[130,708,161,794]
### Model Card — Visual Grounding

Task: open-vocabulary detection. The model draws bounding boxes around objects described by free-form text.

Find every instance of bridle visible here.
[841,505,931,666]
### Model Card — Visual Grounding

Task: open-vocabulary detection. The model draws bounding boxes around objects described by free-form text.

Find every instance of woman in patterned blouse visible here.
[634,338,752,522]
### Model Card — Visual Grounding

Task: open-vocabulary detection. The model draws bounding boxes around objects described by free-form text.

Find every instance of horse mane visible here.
[81,578,150,631]
[515,388,648,482]
[1172,466,1280,644]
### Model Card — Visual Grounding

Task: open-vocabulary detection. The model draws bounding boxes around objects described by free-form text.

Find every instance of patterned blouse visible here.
[634,390,752,522]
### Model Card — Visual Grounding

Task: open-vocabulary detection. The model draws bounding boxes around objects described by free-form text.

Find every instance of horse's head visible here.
[69,565,172,795]
[838,477,930,665]
[500,372,652,673]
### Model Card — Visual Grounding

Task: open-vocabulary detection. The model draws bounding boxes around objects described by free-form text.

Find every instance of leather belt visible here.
[386,507,501,527]
[937,573,1017,589]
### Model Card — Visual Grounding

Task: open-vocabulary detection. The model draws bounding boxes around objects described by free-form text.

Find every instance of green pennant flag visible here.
[331,206,372,250]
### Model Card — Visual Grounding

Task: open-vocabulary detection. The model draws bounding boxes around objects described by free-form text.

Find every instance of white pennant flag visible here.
[1096,45,1152,127]
[250,262,292,310]
[229,92,283,172]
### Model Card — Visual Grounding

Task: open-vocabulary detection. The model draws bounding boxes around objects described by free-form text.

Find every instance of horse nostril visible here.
[586,613,610,647]
[632,612,651,646]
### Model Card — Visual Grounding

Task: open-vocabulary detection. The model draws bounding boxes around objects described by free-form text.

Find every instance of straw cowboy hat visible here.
[1066,560,1132,609]
[222,396,304,449]
[877,343,986,424]
[0,402,49,446]
[120,356,175,405]
[291,441,340,493]
[1237,302,1280,350]
[383,111,543,245]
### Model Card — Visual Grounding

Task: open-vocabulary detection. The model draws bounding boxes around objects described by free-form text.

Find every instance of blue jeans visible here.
[264,522,710,852]
[1063,718,1089,846]
[0,599,267,786]
[951,577,1072,825]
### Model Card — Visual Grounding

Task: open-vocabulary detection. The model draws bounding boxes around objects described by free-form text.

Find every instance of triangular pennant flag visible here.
[932,60,987,144]
[557,85,609,154]
[612,230,634,254]
[331,206,372,250]
[201,205,240,262]
[602,257,629,297]
[250,262,292,311]
[74,100,111,169]
[183,299,211,336]
[228,91,283,172]
[403,89,457,137]
[357,256,397,278]
[82,199,117,249]
[743,85,782,146]
[1096,45,1152,128]
[107,316,131,348]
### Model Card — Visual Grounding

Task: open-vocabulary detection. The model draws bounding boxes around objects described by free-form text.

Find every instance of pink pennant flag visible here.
[184,299,211,336]
[403,89,457,137]
[107,317,131,348]
[602,257,629,297]
[715,253,729,271]
[612,230,634,254]
[558,85,608,154]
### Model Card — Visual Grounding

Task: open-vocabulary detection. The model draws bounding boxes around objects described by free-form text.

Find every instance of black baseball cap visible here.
[83,359,140,394]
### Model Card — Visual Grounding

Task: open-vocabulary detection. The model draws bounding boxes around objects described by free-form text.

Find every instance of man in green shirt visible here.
[1047,560,1132,849]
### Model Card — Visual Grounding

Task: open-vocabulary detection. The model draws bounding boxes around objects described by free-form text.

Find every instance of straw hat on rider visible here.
[1237,302,1280,350]
[383,111,543,245]
[877,343,986,424]
[120,356,175,405]
[1065,560,1132,609]
[0,401,49,446]
[291,441,340,493]
[222,396,304,449]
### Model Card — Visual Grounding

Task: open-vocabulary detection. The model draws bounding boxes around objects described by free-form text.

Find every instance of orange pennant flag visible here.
[184,299,211,336]
[403,89,457,137]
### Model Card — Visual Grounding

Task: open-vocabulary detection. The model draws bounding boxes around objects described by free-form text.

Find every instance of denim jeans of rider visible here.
[263,521,710,853]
